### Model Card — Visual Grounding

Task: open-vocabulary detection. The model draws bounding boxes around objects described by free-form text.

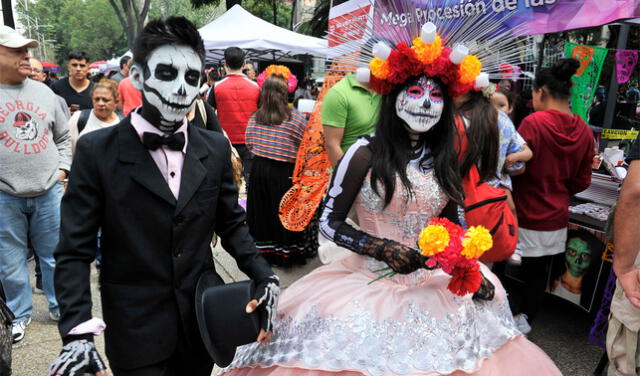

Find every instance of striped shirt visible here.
[246,110,307,163]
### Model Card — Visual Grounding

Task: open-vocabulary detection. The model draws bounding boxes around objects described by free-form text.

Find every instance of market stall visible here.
[197,5,327,62]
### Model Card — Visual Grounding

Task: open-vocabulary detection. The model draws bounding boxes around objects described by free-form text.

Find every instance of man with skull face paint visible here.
[49,17,278,376]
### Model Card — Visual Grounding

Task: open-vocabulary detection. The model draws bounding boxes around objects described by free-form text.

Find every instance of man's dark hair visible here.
[224,47,245,70]
[133,17,205,67]
[119,56,131,69]
[68,51,90,63]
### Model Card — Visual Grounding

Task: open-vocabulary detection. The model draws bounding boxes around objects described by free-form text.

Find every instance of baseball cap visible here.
[0,26,38,48]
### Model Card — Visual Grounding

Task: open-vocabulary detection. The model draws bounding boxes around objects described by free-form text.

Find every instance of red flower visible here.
[396,42,423,77]
[370,75,395,95]
[424,47,453,79]
[447,264,483,296]
[387,44,422,84]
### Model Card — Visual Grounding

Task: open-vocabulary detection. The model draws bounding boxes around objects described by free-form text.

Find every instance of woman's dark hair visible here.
[369,77,464,207]
[255,76,291,125]
[133,17,205,68]
[533,58,580,100]
[456,91,499,183]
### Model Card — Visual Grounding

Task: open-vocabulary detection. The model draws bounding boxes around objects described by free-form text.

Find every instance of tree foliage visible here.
[148,0,222,28]
[107,0,151,51]
[16,0,128,66]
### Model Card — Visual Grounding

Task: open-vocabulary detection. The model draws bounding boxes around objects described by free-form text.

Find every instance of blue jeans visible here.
[0,183,62,323]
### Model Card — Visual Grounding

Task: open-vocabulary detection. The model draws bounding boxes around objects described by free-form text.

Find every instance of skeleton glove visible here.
[253,275,280,334]
[47,339,106,376]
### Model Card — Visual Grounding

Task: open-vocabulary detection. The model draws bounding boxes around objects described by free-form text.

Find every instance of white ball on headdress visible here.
[474,73,490,89]
[355,68,370,84]
[372,42,392,60]
[421,22,437,44]
[450,45,469,65]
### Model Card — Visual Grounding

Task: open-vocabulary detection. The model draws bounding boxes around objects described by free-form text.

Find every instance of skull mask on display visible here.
[395,76,444,133]
[130,45,202,133]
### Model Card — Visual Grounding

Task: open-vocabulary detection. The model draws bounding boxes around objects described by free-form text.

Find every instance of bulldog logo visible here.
[13,112,38,141]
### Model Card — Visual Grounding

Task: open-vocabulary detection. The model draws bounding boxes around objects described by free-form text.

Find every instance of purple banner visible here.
[372,0,640,37]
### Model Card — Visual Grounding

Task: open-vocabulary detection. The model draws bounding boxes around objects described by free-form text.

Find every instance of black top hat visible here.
[195,270,261,367]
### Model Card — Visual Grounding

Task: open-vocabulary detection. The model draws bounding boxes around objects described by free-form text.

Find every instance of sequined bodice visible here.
[354,165,448,248]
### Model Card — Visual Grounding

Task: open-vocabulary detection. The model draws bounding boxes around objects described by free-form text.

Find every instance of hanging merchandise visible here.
[615,49,639,85]
[565,42,608,122]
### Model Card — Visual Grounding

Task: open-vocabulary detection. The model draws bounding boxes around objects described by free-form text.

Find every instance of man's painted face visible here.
[395,76,444,133]
[133,45,202,130]
[565,237,592,278]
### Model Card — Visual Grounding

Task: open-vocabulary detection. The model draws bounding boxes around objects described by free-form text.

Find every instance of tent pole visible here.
[603,23,630,130]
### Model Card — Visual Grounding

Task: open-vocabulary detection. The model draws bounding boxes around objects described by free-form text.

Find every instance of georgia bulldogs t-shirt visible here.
[0,79,71,197]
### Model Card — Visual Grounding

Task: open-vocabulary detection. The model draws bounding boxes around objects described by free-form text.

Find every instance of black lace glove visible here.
[368,238,427,274]
[251,275,280,335]
[472,272,495,301]
[47,339,106,376]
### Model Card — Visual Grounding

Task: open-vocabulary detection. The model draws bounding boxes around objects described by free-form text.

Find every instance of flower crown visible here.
[359,22,489,98]
[257,64,298,93]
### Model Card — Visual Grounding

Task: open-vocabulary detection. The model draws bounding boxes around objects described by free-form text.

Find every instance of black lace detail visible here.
[334,222,426,274]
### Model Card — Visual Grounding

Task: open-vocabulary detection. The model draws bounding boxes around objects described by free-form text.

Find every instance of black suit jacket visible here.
[54,117,273,369]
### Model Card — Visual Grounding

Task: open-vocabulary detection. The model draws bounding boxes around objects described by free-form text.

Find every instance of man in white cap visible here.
[0,26,71,343]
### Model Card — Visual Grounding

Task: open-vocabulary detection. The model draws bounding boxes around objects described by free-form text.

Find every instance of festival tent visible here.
[198,4,327,61]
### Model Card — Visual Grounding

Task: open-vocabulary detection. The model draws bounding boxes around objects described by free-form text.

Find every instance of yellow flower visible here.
[458,55,482,84]
[370,57,391,80]
[411,35,443,64]
[461,226,493,259]
[418,225,450,256]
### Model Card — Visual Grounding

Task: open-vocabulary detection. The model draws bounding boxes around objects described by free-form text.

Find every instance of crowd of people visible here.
[0,11,639,376]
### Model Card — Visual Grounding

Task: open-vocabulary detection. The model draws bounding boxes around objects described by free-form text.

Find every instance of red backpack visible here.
[455,116,518,262]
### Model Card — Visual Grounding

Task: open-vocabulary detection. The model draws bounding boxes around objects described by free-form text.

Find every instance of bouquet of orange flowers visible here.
[371,218,493,297]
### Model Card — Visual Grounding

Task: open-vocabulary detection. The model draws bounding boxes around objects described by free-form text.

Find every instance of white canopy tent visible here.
[198,5,327,62]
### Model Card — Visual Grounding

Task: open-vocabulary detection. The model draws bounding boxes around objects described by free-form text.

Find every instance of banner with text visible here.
[370,0,640,38]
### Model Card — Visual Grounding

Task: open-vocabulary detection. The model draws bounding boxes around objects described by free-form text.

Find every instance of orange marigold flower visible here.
[411,35,443,64]
[461,226,493,259]
[265,65,291,80]
[458,55,482,84]
[418,224,450,256]
[370,57,391,80]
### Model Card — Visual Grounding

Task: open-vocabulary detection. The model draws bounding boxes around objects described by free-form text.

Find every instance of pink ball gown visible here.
[222,147,561,376]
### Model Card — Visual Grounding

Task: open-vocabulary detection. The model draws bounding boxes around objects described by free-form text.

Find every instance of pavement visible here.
[12,246,604,376]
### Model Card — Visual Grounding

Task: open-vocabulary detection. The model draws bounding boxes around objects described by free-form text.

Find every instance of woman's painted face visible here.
[395,76,444,133]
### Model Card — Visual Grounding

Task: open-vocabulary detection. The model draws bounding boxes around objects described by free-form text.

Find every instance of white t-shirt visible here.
[518,227,568,257]
[68,110,120,153]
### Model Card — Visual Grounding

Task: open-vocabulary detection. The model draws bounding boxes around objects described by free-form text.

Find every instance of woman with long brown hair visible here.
[245,70,315,266]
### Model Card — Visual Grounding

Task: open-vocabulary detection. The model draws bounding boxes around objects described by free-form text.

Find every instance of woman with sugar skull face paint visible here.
[221,24,561,376]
